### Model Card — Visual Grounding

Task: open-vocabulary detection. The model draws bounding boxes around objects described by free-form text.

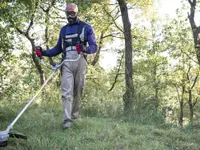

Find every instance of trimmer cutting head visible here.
[0,130,9,147]
[0,130,27,147]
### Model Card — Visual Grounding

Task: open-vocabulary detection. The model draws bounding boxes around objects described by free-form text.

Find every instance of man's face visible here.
[66,11,77,22]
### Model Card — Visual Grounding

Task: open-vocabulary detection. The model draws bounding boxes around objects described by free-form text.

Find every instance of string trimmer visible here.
[0,54,81,147]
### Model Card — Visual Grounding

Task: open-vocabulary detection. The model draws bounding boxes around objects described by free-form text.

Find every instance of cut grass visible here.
[1,105,200,150]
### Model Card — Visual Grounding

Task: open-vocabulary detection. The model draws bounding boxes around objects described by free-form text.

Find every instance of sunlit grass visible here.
[1,104,200,150]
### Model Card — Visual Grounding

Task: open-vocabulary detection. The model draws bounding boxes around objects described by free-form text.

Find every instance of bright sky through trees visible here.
[100,0,181,70]
[159,0,180,18]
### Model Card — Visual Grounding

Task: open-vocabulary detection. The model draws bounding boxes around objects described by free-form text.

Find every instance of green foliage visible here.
[0,24,15,102]
[0,1,30,28]
[81,64,124,118]
[161,17,200,125]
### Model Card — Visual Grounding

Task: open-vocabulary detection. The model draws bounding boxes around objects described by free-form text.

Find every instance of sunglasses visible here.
[66,11,77,17]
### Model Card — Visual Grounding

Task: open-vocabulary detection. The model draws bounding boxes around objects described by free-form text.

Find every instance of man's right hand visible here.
[35,46,43,58]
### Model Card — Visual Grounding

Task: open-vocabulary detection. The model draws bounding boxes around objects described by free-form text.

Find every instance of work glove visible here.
[76,44,86,53]
[35,46,44,58]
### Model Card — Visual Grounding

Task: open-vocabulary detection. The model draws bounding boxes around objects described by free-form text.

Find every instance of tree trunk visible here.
[178,85,185,128]
[43,0,56,65]
[30,39,44,85]
[91,32,103,66]
[179,99,183,128]
[16,28,44,85]
[188,89,193,123]
[13,1,45,85]
[155,86,159,109]
[152,63,159,109]
[188,0,200,64]
[117,0,134,115]
[186,66,198,125]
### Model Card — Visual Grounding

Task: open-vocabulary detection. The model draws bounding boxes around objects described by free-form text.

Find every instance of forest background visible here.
[1,0,200,149]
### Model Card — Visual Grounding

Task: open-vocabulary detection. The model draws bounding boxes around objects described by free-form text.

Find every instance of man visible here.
[35,3,97,129]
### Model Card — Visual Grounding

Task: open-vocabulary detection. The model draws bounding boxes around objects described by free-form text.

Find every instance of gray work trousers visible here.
[61,52,86,122]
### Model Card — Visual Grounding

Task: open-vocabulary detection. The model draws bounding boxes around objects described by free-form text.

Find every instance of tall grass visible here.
[1,102,200,150]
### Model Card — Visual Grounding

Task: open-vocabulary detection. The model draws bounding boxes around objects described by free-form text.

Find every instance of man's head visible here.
[65,3,78,24]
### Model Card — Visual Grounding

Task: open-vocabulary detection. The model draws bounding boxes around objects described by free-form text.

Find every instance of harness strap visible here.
[65,46,76,51]
[62,21,87,59]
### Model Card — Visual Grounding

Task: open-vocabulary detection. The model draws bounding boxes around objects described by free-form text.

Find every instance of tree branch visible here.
[91,31,104,66]
[191,75,198,89]
[188,0,196,29]
[188,0,192,5]
[186,66,191,80]
[26,13,34,37]
[103,7,123,33]
[102,34,124,39]
[108,52,124,92]
[193,97,198,107]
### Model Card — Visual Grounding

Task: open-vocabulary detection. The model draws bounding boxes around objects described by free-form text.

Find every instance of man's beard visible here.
[67,16,77,24]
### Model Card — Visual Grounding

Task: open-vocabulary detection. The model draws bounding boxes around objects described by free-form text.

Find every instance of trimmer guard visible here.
[0,130,9,147]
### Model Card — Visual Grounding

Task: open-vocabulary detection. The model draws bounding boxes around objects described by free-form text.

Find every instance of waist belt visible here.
[65,46,76,51]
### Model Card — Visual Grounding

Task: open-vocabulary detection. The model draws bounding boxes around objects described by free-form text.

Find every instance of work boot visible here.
[72,117,78,121]
[63,121,73,129]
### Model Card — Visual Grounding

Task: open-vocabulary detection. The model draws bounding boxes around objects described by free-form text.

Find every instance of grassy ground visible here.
[1,104,200,150]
